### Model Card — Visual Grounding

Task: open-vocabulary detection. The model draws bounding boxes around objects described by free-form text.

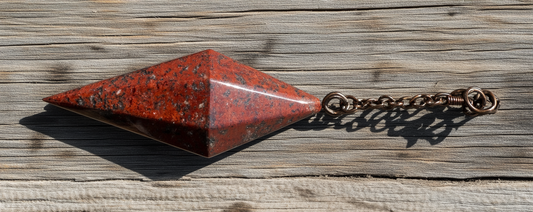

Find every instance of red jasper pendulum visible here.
[43,50,500,158]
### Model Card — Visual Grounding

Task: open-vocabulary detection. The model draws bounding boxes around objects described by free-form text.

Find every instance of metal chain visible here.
[322,87,500,117]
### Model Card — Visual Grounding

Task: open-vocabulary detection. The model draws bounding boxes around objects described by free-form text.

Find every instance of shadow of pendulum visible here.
[19,105,280,180]
[20,102,474,180]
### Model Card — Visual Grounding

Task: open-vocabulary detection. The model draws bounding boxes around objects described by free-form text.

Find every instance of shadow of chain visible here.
[294,107,473,148]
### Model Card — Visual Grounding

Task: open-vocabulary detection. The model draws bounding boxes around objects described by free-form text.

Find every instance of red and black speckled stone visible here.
[43,50,321,157]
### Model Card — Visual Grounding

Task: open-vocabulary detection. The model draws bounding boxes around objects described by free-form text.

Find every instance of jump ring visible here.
[322,92,349,116]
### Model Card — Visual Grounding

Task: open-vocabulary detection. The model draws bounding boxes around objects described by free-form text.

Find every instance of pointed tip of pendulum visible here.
[42,49,321,158]
[42,95,61,105]
[42,96,51,103]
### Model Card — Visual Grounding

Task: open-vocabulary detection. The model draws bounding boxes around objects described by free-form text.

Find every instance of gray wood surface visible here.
[1,0,532,211]
[0,177,531,212]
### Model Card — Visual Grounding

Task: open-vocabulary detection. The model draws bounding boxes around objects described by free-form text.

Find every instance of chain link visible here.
[322,87,500,117]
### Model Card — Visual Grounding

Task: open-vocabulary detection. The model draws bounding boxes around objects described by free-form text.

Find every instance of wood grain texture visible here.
[0,177,532,212]
[1,0,533,210]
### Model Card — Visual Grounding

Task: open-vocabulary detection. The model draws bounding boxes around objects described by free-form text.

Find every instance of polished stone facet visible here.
[43,50,321,157]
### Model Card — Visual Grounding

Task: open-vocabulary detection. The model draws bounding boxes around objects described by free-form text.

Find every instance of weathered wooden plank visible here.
[1,0,532,182]
[0,178,532,212]
[1,1,533,210]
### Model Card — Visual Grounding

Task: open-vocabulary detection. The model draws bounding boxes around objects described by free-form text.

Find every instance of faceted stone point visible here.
[43,50,321,157]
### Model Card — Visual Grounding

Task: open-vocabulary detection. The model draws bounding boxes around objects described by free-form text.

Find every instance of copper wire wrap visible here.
[322,87,500,117]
